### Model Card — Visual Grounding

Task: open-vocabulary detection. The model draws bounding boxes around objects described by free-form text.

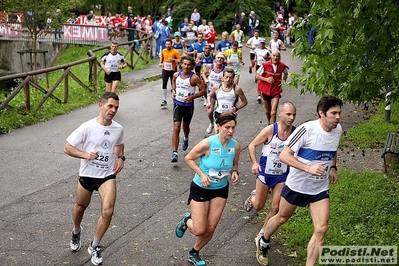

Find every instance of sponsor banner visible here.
[63,24,108,41]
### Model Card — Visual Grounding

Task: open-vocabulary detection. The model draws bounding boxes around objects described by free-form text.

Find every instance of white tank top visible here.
[215,84,236,113]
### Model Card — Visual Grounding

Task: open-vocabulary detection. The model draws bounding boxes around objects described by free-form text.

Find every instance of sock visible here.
[258,229,264,236]
[162,88,167,101]
[260,236,270,247]
[173,151,177,154]
[91,239,100,248]
[73,227,81,235]
[183,137,188,141]
[190,248,199,254]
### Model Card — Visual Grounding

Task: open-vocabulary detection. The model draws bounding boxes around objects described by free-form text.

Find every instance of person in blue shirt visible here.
[215,31,233,55]
[186,33,208,76]
[160,19,171,50]
[175,112,241,266]
[178,17,189,38]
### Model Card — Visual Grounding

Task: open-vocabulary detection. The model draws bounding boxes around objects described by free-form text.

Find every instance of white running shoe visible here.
[88,244,103,265]
[206,123,214,134]
[70,226,82,252]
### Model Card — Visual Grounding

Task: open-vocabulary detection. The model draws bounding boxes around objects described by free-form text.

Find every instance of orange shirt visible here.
[160,48,181,71]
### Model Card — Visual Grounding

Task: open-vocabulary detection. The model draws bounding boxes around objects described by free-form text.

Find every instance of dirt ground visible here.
[338,102,384,173]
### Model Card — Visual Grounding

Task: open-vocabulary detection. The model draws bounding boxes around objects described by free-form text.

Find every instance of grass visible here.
[0,44,154,134]
[257,101,399,265]
[341,101,399,149]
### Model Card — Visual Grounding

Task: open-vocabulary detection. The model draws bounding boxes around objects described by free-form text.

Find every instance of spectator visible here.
[70,6,79,17]
[53,9,62,40]
[191,9,200,26]
[239,12,248,34]
[248,11,255,37]
[127,6,133,17]
[232,13,240,31]
[8,11,18,22]
[127,14,136,41]
[87,10,94,21]
[165,8,173,18]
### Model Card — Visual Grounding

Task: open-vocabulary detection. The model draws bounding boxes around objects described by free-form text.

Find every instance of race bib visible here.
[230,54,238,66]
[208,168,230,183]
[89,151,111,170]
[218,100,232,112]
[175,87,188,102]
[164,62,173,71]
[265,157,288,175]
[307,160,331,180]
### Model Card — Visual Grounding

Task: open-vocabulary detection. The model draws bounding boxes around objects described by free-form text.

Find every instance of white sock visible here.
[162,89,167,101]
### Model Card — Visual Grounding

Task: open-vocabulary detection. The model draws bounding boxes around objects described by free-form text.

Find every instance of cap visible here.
[174,31,181,37]
[259,38,266,43]
[215,53,225,59]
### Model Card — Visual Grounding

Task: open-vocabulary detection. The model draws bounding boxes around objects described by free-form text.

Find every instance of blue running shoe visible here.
[171,152,178,163]
[175,213,191,238]
[188,251,206,266]
[182,138,189,151]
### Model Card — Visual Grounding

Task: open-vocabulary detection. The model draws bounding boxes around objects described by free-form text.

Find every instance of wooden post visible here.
[93,59,98,92]
[24,80,30,111]
[64,69,68,103]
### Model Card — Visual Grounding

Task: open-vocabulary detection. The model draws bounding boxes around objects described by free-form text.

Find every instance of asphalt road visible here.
[0,46,332,266]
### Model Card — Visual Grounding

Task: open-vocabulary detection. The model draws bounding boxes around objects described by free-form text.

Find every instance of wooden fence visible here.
[0,30,153,112]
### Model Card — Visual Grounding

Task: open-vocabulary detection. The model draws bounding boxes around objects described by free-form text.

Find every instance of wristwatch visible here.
[118,155,126,161]
[330,166,337,171]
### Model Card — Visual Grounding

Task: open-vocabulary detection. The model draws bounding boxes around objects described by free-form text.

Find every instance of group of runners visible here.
[66,16,344,266]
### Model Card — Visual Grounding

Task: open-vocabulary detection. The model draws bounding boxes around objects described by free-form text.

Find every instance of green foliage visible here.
[259,170,399,264]
[341,101,399,149]
[287,0,399,104]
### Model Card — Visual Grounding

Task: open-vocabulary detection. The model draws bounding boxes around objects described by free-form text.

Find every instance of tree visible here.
[287,0,399,104]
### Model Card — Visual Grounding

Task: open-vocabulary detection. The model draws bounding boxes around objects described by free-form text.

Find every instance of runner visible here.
[65,92,125,266]
[253,38,272,103]
[202,52,226,134]
[175,112,241,266]
[159,38,181,107]
[170,56,206,163]
[207,67,248,133]
[224,41,245,85]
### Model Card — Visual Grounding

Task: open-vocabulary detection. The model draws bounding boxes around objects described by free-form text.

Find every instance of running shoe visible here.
[188,250,206,266]
[88,244,103,265]
[182,138,189,151]
[257,96,262,104]
[171,152,178,163]
[244,189,256,212]
[206,123,214,134]
[175,213,191,238]
[70,226,82,252]
[256,237,270,266]
[255,231,263,247]
[161,100,167,107]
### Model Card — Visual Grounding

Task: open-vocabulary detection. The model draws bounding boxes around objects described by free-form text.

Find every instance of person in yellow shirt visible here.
[224,41,245,85]
[159,38,181,107]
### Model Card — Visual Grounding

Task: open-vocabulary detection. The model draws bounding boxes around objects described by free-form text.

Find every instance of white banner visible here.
[63,24,108,41]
